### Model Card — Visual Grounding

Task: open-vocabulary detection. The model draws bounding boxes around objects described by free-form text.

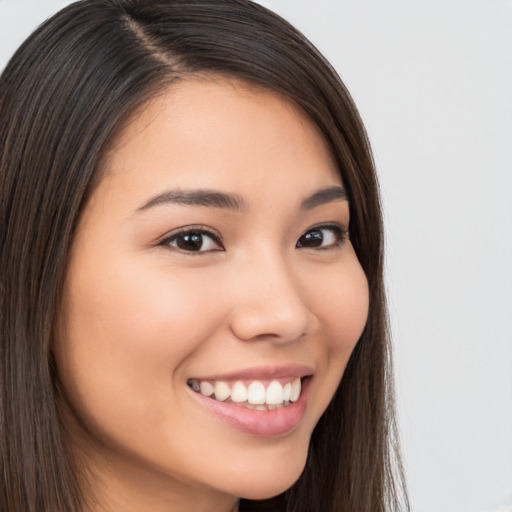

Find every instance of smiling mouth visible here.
[187,377,304,411]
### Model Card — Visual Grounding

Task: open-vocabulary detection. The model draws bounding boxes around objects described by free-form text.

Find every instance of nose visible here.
[228,252,314,343]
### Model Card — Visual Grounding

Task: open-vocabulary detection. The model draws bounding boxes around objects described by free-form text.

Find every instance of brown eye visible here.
[163,230,223,252]
[296,225,346,249]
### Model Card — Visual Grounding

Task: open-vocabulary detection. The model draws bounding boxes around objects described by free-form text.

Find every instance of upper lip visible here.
[191,364,314,381]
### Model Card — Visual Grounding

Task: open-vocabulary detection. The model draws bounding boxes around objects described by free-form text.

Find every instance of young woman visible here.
[0,1,409,511]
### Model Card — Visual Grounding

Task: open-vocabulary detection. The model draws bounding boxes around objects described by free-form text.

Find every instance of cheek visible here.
[54,256,226,431]
[315,259,370,355]
[303,255,369,413]
[63,257,222,361]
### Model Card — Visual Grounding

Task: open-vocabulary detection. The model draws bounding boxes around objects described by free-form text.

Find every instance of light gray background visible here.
[1,1,511,511]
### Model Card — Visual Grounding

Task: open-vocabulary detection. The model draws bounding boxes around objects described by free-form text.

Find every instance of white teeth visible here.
[282,382,292,402]
[290,378,301,402]
[266,380,284,405]
[214,381,230,402]
[231,381,248,403]
[191,377,304,407]
[199,381,214,397]
[247,381,266,404]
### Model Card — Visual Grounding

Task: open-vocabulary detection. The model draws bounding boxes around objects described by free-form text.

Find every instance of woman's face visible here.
[54,77,369,511]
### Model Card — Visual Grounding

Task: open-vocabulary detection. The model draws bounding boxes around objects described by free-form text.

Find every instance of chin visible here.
[228,452,307,501]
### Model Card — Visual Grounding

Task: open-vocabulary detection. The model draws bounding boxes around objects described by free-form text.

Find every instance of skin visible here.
[53,77,369,512]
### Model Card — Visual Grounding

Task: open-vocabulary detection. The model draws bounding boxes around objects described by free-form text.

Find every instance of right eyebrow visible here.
[135,188,248,213]
[300,185,348,210]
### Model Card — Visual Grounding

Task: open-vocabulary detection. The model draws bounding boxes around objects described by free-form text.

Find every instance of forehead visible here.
[97,76,341,205]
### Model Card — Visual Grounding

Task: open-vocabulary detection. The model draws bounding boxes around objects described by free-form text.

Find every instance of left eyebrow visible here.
[300,186,348,211]
[135,188,247,213]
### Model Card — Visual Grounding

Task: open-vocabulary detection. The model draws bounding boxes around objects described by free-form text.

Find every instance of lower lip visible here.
[189,378,310,437]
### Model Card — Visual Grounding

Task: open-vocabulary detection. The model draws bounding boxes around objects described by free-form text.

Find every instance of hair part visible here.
[0,1,409,510]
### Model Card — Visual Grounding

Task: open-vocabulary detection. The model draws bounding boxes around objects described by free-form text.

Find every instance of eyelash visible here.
[158,225,223,253]
[158,223,348,254]
[296,223,348,250]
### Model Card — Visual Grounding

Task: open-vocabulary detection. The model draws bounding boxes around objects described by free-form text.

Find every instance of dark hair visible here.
[0,1,409,510]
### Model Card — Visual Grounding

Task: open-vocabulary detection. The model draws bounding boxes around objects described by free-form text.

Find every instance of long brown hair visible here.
[0,1,409,510]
